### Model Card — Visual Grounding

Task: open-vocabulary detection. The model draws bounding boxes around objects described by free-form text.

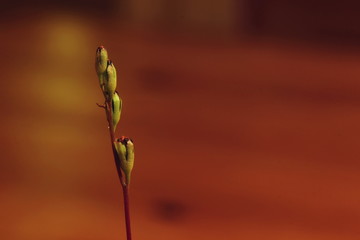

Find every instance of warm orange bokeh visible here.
[1,1,360,240]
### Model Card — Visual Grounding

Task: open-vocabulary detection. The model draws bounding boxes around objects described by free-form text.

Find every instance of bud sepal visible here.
[112,91,122,131]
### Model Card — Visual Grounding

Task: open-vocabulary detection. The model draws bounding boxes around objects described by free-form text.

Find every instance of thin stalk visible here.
[122,185,132,240]
[105,101,125,187]
[103,100,132,240]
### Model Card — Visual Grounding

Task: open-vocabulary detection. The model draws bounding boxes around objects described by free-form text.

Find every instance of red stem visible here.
[122,185,132,240]
[104,100,132,240]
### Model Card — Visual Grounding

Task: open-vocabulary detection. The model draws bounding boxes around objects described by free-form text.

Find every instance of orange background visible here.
[1,1,360,239]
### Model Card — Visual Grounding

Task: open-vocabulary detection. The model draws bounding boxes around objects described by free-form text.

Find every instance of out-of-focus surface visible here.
[1,1,360,239]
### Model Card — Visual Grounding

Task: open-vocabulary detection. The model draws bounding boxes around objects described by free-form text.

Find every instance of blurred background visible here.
[1,0,360,239]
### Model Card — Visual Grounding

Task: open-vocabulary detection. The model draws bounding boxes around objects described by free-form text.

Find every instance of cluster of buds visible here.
[95,46,134,186]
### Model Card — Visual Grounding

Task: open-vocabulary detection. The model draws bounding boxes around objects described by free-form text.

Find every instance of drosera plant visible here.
[95,46,134,240]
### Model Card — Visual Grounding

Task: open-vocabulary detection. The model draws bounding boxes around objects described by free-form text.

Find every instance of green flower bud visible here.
[112,91,122,131]
[95,46,108,93]
[114,137,134,185]
[104,60,117,101]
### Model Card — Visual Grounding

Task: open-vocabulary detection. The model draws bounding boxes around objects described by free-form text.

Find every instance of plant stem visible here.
[104,100,132,240]
[105,101,125,187]
[122,185,132,240]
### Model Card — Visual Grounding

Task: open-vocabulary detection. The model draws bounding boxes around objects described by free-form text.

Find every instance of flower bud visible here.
[114,137,134,185]
[112,91,122,131]
[95,46,108,74]
[104,60,117,101]
[95,46,108,91]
